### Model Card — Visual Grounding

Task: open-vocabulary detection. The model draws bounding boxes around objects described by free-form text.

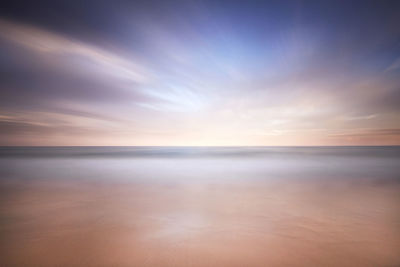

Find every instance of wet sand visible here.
[1,147,400,266]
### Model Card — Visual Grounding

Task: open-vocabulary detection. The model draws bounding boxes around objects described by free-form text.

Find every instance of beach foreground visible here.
[1,147,399,266]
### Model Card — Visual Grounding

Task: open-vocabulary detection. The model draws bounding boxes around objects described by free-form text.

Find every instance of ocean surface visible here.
[1,146,399,266]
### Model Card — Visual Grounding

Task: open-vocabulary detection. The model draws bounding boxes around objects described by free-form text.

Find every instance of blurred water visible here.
[0,147,399,266]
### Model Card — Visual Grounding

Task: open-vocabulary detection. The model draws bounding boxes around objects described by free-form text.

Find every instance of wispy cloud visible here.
[0,19,150,83]
[0,0,400,145]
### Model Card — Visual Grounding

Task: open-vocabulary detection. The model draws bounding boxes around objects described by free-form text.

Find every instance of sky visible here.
[0,0,400,146]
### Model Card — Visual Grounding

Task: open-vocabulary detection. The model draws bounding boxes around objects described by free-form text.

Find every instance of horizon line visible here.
[1,145,399,148]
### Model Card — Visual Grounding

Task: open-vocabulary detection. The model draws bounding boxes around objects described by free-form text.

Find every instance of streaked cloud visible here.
[0,0,399,145]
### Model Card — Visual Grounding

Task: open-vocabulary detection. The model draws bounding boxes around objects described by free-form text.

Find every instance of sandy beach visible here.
[1,147,400,266]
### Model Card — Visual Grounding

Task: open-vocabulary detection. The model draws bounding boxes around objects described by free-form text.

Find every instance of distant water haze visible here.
[1,146,399,266]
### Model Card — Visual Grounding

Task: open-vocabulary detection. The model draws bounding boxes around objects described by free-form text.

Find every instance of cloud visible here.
[329,128,400,138]
[0,1,400,145]
[0,19,160,113]
[385,57,400,72]
[0,19,150,82]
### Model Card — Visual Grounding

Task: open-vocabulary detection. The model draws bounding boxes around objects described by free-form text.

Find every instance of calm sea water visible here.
[1,147,399,266]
